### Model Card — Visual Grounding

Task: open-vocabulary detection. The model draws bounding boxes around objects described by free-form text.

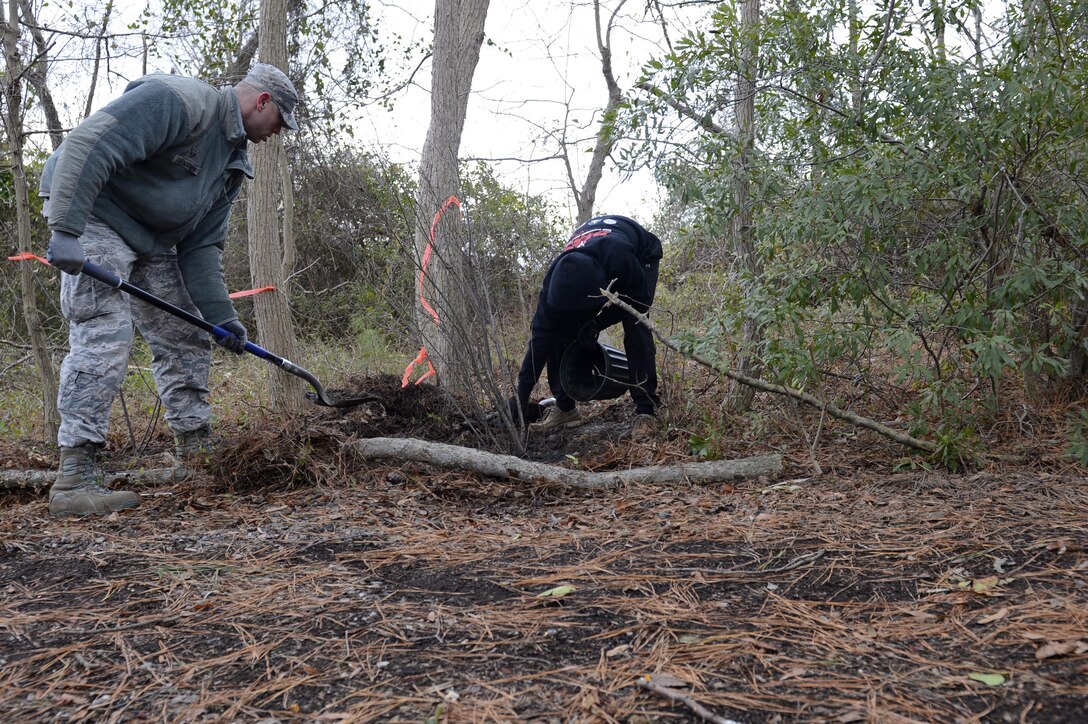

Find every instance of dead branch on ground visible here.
[352,437,781,489]
[0,467,182,492]
[637,677,744,724]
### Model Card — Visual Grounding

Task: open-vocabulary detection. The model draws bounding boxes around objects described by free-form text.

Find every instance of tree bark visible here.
[724,0,763,413]
[352,437,781,489]
[2,0,59,443]
[248,0,306,412]
[414,0,490,398]
[569,0,626,226]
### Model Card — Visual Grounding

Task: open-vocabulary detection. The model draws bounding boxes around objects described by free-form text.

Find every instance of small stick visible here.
[637,677,743,724]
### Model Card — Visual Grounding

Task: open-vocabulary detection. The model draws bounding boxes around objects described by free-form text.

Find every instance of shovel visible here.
[81,261,379,409]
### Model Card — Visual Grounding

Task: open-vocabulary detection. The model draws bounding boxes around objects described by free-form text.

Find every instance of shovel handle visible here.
[81,261,282,364]
[79,261,378,408]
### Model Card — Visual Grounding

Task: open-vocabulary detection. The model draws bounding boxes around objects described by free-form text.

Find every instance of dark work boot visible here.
[49,443,141,516]
[174,425,219,464]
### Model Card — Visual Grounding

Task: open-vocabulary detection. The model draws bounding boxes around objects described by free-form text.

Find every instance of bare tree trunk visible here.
[248,0,306,412]
[414,0,490,397]
[568,0,626,226]
[1063,300,1088,389]
[848,0,860,115]
[2,0,58,442]
[931,0,946,62]
[724,0,763,413]
[18,0,63,150]
[972,3,983,69]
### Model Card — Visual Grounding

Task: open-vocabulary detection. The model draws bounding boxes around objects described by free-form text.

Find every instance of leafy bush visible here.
[621,0,1088,445]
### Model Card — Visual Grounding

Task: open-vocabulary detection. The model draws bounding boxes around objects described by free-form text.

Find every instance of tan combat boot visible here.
[534,406,583,431]
[174,425,219,464]
[49,443,141,516]
[630,414,657,441]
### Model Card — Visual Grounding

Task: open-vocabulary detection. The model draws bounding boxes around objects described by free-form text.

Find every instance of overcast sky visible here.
[353,0,697,225]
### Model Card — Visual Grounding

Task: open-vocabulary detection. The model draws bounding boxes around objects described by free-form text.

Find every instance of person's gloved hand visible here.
[215,319,248,354]
[47,230,85,275]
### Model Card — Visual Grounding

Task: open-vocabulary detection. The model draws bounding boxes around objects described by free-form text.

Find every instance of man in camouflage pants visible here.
[41,63,300,516]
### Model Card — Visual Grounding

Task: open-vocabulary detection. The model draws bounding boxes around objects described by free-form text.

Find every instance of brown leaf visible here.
[1047,539,1077,554]
[779,666,809,681]
[1035,640,1086,660]
[906,609,938,621]
[976,607,1009,625]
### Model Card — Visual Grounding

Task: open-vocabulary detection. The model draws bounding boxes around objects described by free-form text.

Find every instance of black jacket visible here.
[537,215,663,314]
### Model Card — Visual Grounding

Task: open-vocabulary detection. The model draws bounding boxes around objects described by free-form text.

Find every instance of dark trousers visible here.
[517,261,659,415]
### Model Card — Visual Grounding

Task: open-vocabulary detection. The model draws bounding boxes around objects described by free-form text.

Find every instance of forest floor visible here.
[1,373,1086,722]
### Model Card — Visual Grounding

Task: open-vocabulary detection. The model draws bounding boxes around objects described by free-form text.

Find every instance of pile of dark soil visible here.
[330,373,468,443]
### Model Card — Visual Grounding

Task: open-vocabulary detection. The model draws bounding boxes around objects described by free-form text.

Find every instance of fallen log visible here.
[352,437,781,489]
[0,467,183,493]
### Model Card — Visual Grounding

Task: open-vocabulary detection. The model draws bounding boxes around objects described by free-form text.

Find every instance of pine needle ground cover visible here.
[1,374,1086,722]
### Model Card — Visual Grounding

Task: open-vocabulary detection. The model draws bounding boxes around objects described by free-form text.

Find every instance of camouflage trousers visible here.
[57,216,213,448]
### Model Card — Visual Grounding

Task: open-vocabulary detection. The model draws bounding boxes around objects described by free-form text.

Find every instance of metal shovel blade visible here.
[282,360,381,409]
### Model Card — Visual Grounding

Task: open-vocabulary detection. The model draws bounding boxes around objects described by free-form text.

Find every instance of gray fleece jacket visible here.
[40,73,254,325]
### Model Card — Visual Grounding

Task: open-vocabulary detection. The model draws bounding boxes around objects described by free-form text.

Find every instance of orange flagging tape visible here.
[8,252,49,264]
[402,346,436,387]
[229,286,276,299]
[418,195,462,325]
[404,195,462,385]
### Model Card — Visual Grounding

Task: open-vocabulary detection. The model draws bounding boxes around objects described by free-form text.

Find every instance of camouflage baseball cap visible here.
[243,63,299,130]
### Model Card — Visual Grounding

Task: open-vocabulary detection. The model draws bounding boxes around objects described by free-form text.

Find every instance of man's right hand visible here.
[47,230,85,275]
[215,319,249,354]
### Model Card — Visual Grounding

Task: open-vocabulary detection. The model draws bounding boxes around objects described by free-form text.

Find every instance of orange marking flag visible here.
[404,195,462,386]
[402,346,436,387]
[8,252,49,265]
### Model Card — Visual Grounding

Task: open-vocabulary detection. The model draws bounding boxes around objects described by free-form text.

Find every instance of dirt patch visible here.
[2,375,1087,721]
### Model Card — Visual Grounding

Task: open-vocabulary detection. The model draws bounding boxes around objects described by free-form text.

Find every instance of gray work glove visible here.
[47,230,85,275]
[215,319,248,354]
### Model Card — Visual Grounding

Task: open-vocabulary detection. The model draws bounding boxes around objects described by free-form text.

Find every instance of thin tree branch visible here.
[637,80,732,137]
[82,1,113,120]
[637,677,743,724]
[599,289,939,455]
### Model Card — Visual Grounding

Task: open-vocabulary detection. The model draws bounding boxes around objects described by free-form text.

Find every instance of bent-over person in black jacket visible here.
[513,214,663,440]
